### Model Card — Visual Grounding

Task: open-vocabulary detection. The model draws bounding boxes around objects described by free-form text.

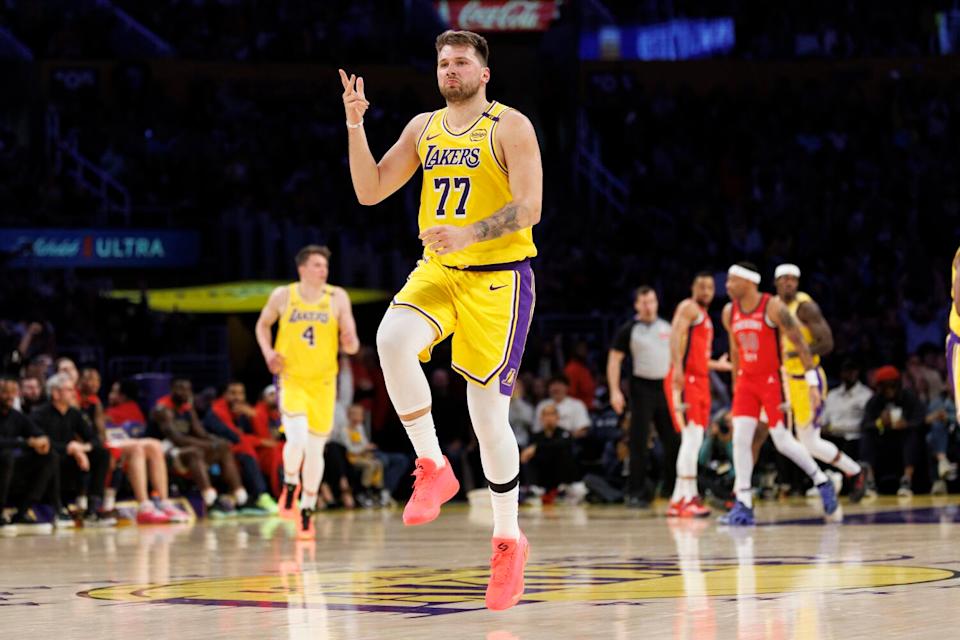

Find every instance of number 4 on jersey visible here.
[302,326,315,347]
[434,177,471,219]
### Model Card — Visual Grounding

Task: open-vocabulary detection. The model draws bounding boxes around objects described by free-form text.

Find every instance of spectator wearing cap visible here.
[860,366,927,497]
[252,384,284,496]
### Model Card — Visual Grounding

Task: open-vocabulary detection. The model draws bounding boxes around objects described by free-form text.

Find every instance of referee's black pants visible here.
[627,377,679,500]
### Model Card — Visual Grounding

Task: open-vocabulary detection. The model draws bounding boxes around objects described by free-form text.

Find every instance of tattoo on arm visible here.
[473,203,523,242]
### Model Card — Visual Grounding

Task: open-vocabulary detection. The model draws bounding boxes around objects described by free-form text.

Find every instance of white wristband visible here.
[346,118,364,129]
[804,370,820,387]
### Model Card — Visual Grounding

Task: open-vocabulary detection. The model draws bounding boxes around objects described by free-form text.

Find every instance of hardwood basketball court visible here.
[1,497,958,639]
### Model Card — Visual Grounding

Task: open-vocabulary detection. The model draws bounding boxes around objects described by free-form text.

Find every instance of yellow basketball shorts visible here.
[784,366,827,429]
[277,374,336,435]
[391,256,535,396]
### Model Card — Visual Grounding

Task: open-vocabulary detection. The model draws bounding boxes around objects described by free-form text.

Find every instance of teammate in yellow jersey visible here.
[256,245,359,540]
[774,263,866,502]
[340,29,542,611]
[948,247,960,422]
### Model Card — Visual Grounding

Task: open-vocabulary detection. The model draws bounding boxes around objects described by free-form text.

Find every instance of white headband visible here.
[727,265,761,284]
[775,264,801,279]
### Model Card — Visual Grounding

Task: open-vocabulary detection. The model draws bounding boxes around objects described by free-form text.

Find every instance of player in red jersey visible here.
[665,272,731,518]
[719,263,839,526]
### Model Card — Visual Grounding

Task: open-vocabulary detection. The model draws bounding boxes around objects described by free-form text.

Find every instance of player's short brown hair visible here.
[435,30,489,66]
[295,244,331,266]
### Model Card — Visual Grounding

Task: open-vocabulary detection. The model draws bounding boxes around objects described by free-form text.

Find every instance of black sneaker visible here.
[207,498,237,519]
[83,509,118,528]
[849,469,867,503]
[12,508,54,534]
[297,508,316,540]
[56,508,78,529]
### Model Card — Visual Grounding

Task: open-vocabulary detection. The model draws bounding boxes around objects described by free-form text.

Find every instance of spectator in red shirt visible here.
[252,384,284,496]
[564,341,597,409]
[204,381,278,512]
[104,380,189,524]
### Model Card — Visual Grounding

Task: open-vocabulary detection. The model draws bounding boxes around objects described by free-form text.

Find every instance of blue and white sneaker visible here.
[718,500,755,526]
[817,481,838,516]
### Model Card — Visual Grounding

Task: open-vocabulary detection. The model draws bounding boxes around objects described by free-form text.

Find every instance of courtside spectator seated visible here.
[0,377,57,534]
[104,380,190,524]
[152,378,247,517]
[204,381,278,514]
[32,373,115,527]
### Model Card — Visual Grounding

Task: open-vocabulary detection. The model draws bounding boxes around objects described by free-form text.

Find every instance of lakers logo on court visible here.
[80,554,956,617]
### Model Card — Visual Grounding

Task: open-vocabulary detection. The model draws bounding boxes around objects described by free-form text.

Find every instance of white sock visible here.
[77,495,88,512]
[139,500,154,512]
[769,423,827,484]
[490,486,520,539]
[301,491,319,511]
[234,488,249,507]
[300,434,327,509]
[732,416,757,509]
[203,488,218,506]
[402,413,444,467]
[103,488,117,512]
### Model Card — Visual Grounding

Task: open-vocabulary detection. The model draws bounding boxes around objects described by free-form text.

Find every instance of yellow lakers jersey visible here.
[416,101,537,268]
[275,283,338,381]
[951,247,960,335]
[782,291,820,375]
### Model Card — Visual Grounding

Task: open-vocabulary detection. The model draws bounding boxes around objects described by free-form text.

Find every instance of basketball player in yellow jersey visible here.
[947,247,960,424]
[774,263,866,501]
[256,245,359,539]
[340,30,541,611]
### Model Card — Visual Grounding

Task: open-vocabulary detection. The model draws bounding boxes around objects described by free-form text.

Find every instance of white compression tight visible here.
[282,415,309,485]
[671,424,704,502]
[797,425,862,476]
[732,417,758,508]
[768,422,827,486]
[467,381,521,539]
[733,418,828,509]
[300,433,327,510]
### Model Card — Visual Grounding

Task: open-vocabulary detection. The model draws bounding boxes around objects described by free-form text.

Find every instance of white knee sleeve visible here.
[769,422,820,478]
[376,308,436,416]
[283,415,309,448]
[466,382,518,485]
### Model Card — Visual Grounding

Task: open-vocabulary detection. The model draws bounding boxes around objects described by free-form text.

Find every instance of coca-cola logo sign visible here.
[436,0,557,32]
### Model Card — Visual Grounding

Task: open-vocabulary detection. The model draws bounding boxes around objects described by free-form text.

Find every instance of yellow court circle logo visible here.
[80,556,957,617]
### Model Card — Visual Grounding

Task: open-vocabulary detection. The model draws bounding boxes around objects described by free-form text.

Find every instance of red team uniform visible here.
[730,293,785,427]
[665,308,713,430]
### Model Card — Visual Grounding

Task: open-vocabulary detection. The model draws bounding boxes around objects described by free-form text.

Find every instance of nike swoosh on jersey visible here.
[426,133,441,140]
[489,284,508,291]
